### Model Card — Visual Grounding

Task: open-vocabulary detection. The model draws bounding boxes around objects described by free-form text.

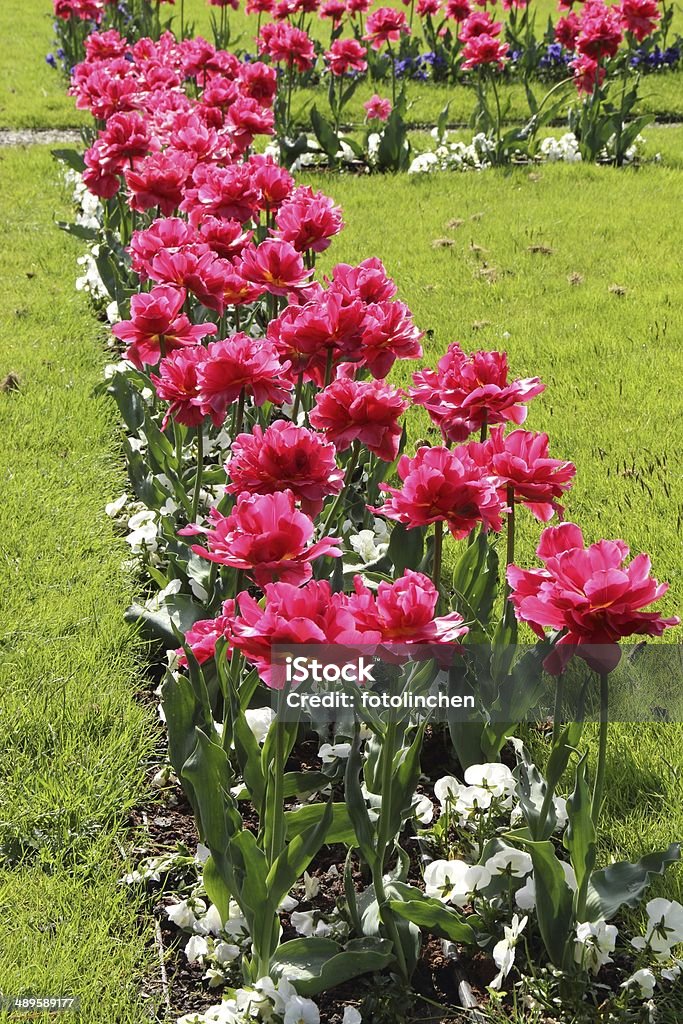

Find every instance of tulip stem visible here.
[234,387,246,437]
[503,483,515,627]
[432,520,443,591]
[322,441,360,533]
[292,371,304,422]
[191,426,204,521]
[591,672,610,827]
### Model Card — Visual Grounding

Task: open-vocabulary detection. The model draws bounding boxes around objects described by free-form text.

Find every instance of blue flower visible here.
[45,53,57,68]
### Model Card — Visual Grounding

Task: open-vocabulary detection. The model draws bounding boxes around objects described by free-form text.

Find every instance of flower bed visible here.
[47,12,683,1024]
[50,0,682,168]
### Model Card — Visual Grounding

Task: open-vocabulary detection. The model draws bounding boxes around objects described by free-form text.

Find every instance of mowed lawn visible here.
[0,145,158,1022]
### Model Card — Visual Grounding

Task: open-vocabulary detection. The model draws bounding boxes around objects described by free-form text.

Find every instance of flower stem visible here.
[503,483,515,626]
[191,425,204,522]
[432,520,443,590]
[591,672,610,827]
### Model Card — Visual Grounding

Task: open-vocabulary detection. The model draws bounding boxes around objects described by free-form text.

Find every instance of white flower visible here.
[198,904,224,937]
[203,966,227,989]
[303,871,320,900]
[342,1008,362,1024]
[167,898,205,931]
[245,707,275,745]
[553,796,569,830]
[413,794,434,824]
[105,492,128,517]
[622,968,656,999]
[434,775,461,809]
[290,911,333,938]
[349,528,389,564]
[463,763,515,804]
[213,941,240,965]
[485,848,533,879]
[632,899,683,961]
[195,843,211,865]
[424,860,491,907]
[106,299,121,324]
[490,915,528,990]
[455,785,492,819]
[125,509,158,553]
[284,996,320,1024]
[185,935,210,964]
[318,742,351,763]
[408,151,438,175]
[279,894,299,913]
[574,920,618,974]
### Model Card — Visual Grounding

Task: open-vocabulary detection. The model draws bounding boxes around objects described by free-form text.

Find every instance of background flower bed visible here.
[1,2,683,1024]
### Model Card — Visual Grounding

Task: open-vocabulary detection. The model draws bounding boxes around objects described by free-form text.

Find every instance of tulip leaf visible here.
[388,883,477,944]
[344,729,377,866]
[564,753,596,915]
[270,937,394,996]
[181,728,242,850]
[511,838,574,968]
[284,802,356,845]
[266,800,334,911]
[387,522,424,575]
[584,842,681,922]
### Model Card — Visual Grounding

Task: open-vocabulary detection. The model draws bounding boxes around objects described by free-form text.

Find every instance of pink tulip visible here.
[507,523,679,673]
[226,422,344,517]
[180,492,341,586]
[374,444,506,539]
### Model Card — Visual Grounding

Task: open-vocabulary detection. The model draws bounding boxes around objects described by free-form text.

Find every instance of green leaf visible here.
[266,801,334,911]
[512,838,574,968]
[344,729,377,866]
[270,937,394,996]
[387,523,424,575]
[283,771,335,799]
[285,803,355,846]
[584,843,681,922]
[51,148,85,172]
[564,753,596,916]
[203,854,231,925]
[181,729,241,850]
[310,106,341,163]
[124,594,206,649]
[388,883,477,944]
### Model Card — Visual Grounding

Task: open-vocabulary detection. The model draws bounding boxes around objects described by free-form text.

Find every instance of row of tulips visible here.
[57,19,683,1023]
[51,0,680,167]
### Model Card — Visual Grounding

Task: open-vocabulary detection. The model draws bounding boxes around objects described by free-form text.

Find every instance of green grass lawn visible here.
[0,144,158,1023]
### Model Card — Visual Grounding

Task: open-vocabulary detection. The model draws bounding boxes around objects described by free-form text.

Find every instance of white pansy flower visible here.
[408,152,439,175]
[342,1009,362,1024]
[185,934,210,964]
[213,941,240,965]
[491,915,528,990]
[245,707,275,745]
[515,862,577,911]
[290,911,333,939]
[125,509,158,553]
[434,775,462,809]
[485,848,533,879]
[318,742,352,763]
[632,899,683,961]
[622,968,656,999]
[303,871,320,900]
[463,763,515,803]
[198,904,224,937]
[167,898,205,931]
[413,793,434,825]
[424,860,491,907]
[105,492,128,517]
[574,920,618,974]
[349,526,389,564]
[455,785,492,819]
[283,995,320,1024]
[195,843,211,865]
